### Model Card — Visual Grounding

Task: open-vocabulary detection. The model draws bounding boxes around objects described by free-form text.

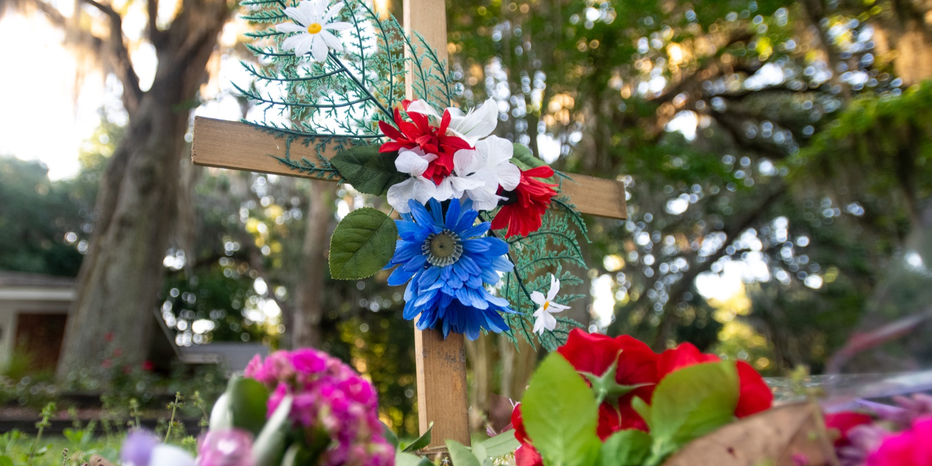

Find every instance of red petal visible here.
[515,444,543,466]
[379,120,405,141]
[523,165,555,179]
[557,329,622,376]
[734,360,773,418]
[824,412,873,447]
[657,343,719,380]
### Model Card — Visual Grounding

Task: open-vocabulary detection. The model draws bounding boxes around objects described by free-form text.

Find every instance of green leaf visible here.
[281,443,317,466]
[480,430,520,458]
[599,430,652,466]
[402,422,433,452]
[208,393,234,431]
[0,456,12,466]
[381,421,399,450]
[396,451,434,466]
[227,376,270,436]
[521,353,601,466]
[446,440,481,466]
[329,208,398,279]
[643,361,739,461]
[472,441,490,466]
[330,145,407,195]
[510,144,545,170]
[252,395,293,466]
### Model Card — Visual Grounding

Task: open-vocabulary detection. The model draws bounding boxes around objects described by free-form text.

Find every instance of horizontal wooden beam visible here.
[192,116,628,219]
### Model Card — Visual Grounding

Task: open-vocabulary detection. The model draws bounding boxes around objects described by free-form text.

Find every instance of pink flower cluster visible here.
[245,349,394,466]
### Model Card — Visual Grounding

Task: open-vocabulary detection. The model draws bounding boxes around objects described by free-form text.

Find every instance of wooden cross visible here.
[191,0,627,451]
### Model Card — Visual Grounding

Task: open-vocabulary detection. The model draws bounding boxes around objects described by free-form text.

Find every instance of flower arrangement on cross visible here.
[240,0,589,348]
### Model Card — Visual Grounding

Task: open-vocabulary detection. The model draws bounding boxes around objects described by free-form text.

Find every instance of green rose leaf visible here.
[380,421,399,450]
[641,361,739,461]
[599,429,652,466]
[330,145,406,195]
[521,353,601,466]
[227,375,270,436]
[480,430,520,458]
[329,208,398,279]
[446,440,482,466]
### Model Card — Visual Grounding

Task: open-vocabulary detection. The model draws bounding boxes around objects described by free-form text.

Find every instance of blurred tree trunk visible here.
[872,0,932,85]
[55,0,232,378]
[291,180,333,348]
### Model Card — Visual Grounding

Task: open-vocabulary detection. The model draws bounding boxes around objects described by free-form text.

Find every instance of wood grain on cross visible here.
[191,0,627,451]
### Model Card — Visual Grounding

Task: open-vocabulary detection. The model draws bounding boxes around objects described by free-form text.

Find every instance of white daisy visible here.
[387,148,439,213]
[532,274,570,335]
[275,0,351,61]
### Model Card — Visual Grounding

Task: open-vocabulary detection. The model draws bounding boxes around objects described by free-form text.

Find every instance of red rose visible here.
[824,411,873,447]
[557,329,658,435]
[656,343,773,418]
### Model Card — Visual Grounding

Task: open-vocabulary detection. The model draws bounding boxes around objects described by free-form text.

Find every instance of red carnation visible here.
[656,343,773,418]
[491,166,558,238]
[378,100,471,183]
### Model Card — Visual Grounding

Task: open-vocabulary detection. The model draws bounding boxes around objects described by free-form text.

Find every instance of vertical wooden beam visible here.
[403,0,470,451]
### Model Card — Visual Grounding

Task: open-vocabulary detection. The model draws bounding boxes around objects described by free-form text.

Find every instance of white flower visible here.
[532,274,570,335]
[148,444,196,466]
[387,148,439,213]
[438,136,520,211]
[406,98,499,146]
[275,0,351,61]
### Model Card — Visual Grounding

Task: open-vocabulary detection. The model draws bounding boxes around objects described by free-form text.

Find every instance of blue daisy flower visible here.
[385,198,516,340]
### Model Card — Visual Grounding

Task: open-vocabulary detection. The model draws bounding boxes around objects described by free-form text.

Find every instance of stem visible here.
[165,392,182,442]
[328,52,393,120]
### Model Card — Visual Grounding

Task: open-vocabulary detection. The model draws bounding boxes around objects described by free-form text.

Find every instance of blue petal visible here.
[485,237,509,256]
[402,253,428,272]
[458,255,481,276]
[417,265,442,288]
[481,268,501,285]
[388,266,417,286]
[428,199,444,226]
[462,239,490,254]
[466,274,483,288]
[444,198,462,230]
[460,198,473,212]
[455,209,479,232]
[392,240,422,263]
[397,220,428,242]
[460,222,491,239]
[453,260,471,282]
[491,255,514,273]
[410,201,435,228]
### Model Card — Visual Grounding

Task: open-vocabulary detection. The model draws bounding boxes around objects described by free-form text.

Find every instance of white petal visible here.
[149,445,196,466]
[433,178,455,201]
[453,149,481,175]
[406,100,443,120]
[322,1,344,22]
[547,275,560,301]
[388,179,420,213]
[495,162,521,191]
[276,22,307,33]
[295,35,316,57]
[299,0,317,23]
[534,311,557,335]
[412,177,437,204]
[530,291,546,306]
[450,175,484,192]
[448,98,499,145]
[323,21,352,31]
[548,303,569,313]
[477,135,514,166]
[283,5,309,26]
[313,0,328,21]
[310,35,329,61]
[465,188,504,212]
[319,30,343,53]
[282,34,308,53]
[395,149,429,176]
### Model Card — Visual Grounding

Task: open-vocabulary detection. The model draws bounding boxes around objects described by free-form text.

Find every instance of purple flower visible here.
[197,429,254,466]
[122,430,159,466]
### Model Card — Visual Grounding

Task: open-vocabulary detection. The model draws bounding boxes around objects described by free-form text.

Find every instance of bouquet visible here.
[121,348,394,466]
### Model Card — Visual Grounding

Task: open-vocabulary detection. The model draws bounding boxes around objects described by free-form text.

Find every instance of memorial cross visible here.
[191,0,627,452]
